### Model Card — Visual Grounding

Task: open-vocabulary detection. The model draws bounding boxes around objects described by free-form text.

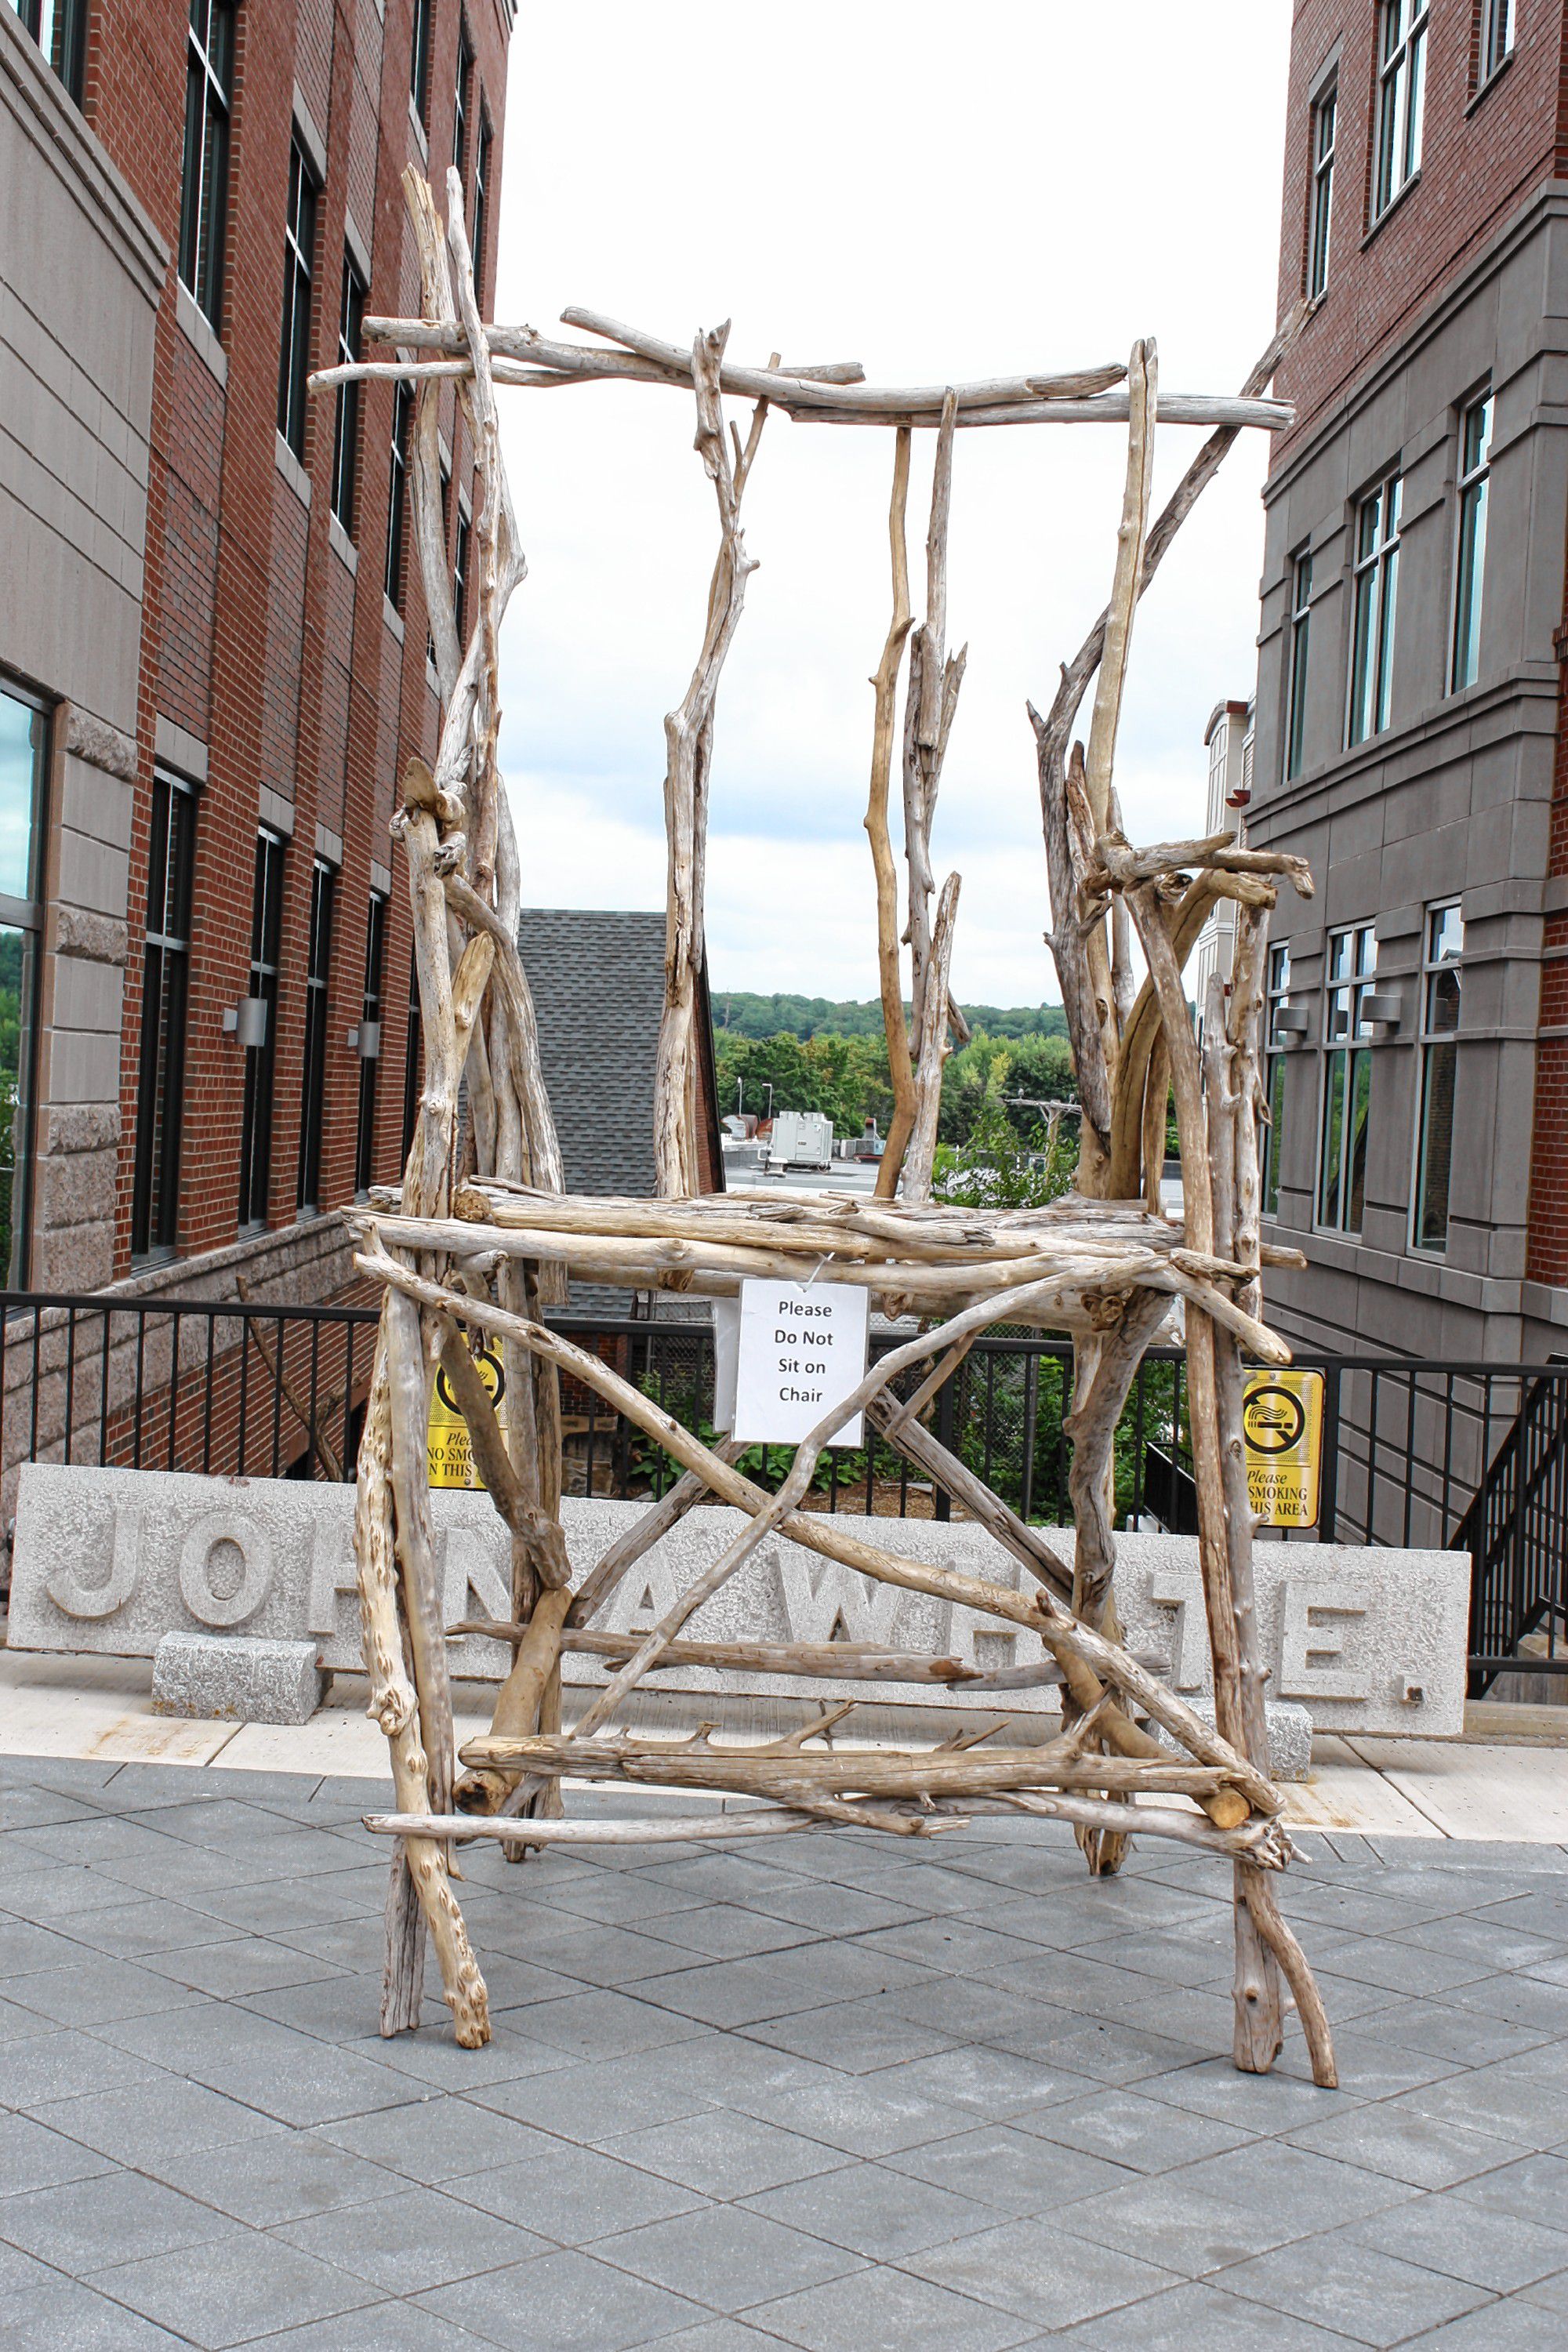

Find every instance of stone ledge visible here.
[151,1632,324,1725]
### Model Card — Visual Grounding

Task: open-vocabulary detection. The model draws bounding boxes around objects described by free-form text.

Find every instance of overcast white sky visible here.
[492,2,1291,1009]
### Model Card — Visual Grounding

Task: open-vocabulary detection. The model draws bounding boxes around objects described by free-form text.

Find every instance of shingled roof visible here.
[517,905,724,1210]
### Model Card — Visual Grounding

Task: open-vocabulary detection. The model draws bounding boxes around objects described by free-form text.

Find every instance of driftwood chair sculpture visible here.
[313,168,1332,2087]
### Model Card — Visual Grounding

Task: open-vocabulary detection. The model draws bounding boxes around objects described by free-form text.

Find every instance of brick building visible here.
[2,0,511,1308]
[1248,0,1568,1363]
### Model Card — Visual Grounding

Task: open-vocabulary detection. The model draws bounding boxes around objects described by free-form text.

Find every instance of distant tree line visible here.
[713,1018,1080,1151]
[712,991,1070,1044]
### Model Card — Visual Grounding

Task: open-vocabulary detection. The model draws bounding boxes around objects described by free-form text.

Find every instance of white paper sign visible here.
[730,1278,870,1446]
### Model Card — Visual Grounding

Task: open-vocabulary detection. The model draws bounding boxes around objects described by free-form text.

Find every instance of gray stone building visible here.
[1,9,164,1292]
[1248,2,1568,1370]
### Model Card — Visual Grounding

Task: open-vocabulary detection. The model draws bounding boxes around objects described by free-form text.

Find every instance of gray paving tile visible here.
[633,2325,808,2352]
[1134,2055,1358,2130]
[864,2044,1100,2118]
[5,1953,201,2027]
[148,2132,405,2227]
[0,1914,88,1974]
[1521,2268,1568,2314]
[41,1895,238,1958]
[465,2051,717,2142]
[418,2248,706,2350]
[5,2028,165,2108]
[1444,2149,1568,2220]
[592,2203,860,2309]
[742,1994,956,2074]
[222,2303,491,2350]
[0,2111,115,2197]
[0,2241,56,2299]
[444,2142,710,2241]
[28,2078,286,2167]
[604,2110,847,2198]
[1287,2102,1528,2189]
[746,2263,1035,2352]
[1219,2234,1494,2346]
[278,2185,550,2292]
[907,2217,1185,2325]
[89,2236,382,2349]
[0,2277,190,2350]
[136,1936,351,1999]
[0,2169,234,2270]
[1388,2060,1568,2154]
[887,2123,1134,2214]
[1057,2278,1367,2349]
[318,2096,557,2183]
[1011,2018,1203,2084]
[1351,2189,1568,2292]
[1047,2167,1308,2274]
[731,2074,973,2158]
[524,1987,706,2061]
[617,1902,819,1961]
[1025,2086,1255,2172]
[96,2004,420,2127]
[633,1943,933,2030]
[1398,2303,1568,2351]
[342,2025,576,2095]
[744,2161,1003,2260]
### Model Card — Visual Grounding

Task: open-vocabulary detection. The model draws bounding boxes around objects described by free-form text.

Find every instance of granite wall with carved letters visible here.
[6,1465,1469,1735]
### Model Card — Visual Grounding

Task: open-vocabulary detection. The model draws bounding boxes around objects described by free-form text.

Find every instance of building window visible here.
[0,681,45,1291]
[1374,0,1428,220]
[354,891,387,1196]
[1284,551,1312,782]
[131,772,195,1261]
[276,139,318,463]
[402,955,423,1162]
[1414,904,1463,1252]
[410,0,432,123]
[385,381,412,608]
[454,496,472,645]
[10,0,88,105]
[472,114,492,303]
[332,259,366,535]
[238,829,285,1231]
[453,20,472,172]
[1262,945,1291,1219]
[1451,391,1493,692]
[297,859,336,1214]
[180,0,234,331]
[1307,82,1335,298]
[1348,473,1400,746]
[1480,0,1514,84]
[1319,924,1377,1235]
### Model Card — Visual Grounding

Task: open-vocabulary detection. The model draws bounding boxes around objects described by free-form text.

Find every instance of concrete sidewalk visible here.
[3,1648,1566,1843]
[2,1752,1567,2350]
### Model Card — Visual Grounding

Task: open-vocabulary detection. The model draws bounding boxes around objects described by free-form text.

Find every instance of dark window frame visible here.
[410,0,432,124]
[1413,902,1463,1253]
[1284,549,1312,782]
[1373,0,1429,223]
[331,256,367,535]
[1348,471,1401,746]
[1317,923,1378,1236]
[277,136,319,462]
[1450,389,1493,693]
[180,0,234,331]
[401,954,423,1163]
[1262,943,1292,1221]
[0,675,48,1294]
[238,828,285,1232]
[354,891,388,1197]
[130,769,197,1262]
[13,0,88,105]
[385,379,412,608]
[1307,80,1336,298]
[453,493,472,646]
[297,857,336,1214]
[471,111,492,303]
[453,16,472,172]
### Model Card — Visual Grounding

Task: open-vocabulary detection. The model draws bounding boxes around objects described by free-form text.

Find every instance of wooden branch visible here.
[866,429,916,1200]
[900,873,960,1203]
[434,1323,570,1586]
[366,1807,835,1845]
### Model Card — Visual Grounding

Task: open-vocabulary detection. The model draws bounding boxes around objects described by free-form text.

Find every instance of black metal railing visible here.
[2,1290,1563,1687]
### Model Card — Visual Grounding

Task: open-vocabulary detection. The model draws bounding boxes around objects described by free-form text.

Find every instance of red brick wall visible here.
[1272,1,1565,461]
[78,0,510,1279]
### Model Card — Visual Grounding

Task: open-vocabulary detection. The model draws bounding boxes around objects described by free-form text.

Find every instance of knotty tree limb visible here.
[866,428,917,1200]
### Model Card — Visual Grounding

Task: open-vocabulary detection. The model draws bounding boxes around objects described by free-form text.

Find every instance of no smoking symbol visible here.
[1243,1385,1305,1454]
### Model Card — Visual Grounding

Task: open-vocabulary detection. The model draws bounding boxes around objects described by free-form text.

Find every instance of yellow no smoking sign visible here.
[427,1346,506,1490]
[1243,1369,1324,1529]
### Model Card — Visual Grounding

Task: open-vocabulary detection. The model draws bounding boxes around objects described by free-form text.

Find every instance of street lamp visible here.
[764,1083,774,1121]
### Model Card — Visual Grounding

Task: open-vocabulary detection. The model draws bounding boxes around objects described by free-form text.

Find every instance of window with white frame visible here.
[1285,550,1312,781]
[1480,0,1514,85]
[1451,390,1493,691]
[1308,81,1336,297]
[1262,944,1291,1218]
[1374,0,1429,220]
[1319,924,1377,1234]
[1349,474,1400,745]
[1413,904,1463,1251]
